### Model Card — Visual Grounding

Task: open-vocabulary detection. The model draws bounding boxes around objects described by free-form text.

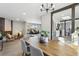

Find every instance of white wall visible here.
[41,13,51,32]
[13,21,25,35]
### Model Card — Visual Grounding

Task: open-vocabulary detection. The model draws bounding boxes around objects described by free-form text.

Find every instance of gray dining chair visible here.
[20,39,30,56]
[30,45,44,56]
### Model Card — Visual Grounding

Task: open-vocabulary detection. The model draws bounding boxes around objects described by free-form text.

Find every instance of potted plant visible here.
[40,31,49,43]
[0,31,3,40]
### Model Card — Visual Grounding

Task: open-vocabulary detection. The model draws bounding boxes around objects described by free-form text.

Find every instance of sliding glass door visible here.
[51,4,79,45]
[75,4,79,45]
[53,8,72,37]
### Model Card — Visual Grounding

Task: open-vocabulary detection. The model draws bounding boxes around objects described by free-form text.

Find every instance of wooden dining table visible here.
[25,37,78,56]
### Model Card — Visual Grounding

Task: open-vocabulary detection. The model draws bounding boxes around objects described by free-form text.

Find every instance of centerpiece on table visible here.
[40,31,49,43]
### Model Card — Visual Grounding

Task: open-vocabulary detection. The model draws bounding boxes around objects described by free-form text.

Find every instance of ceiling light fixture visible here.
[40,3,55,12]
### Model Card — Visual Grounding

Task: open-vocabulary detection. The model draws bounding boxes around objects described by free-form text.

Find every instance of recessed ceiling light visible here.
[22,12,26,15]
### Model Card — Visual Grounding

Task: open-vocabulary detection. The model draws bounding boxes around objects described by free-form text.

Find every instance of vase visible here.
[44,37,48,43]
[40,36,48,43]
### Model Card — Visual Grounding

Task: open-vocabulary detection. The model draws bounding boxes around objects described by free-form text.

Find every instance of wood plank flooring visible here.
[0,39,22,56]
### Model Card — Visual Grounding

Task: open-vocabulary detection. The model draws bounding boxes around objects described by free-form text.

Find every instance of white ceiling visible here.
[0,3,72,21]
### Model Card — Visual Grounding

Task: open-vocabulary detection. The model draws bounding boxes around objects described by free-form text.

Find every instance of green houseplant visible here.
[0,31,3,40]
[40,31,49,43]
[41,31,49,37]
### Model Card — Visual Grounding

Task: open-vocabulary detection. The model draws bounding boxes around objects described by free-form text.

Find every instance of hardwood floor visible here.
[0,39,22,56]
